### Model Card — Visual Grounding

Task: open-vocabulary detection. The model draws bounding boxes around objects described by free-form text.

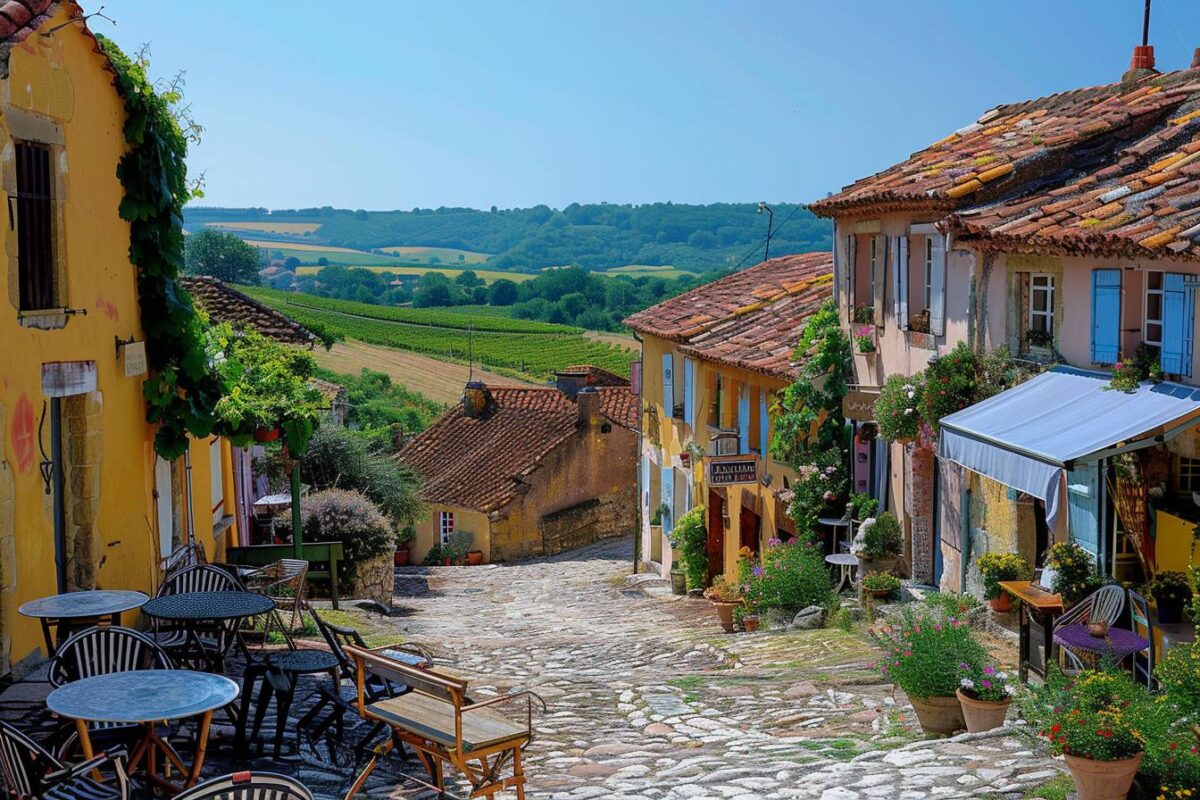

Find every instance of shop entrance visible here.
[739,502,760,556]
[706,490,725,583]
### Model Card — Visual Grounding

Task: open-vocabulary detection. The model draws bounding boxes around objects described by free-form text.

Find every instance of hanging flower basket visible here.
[253,427,282,443]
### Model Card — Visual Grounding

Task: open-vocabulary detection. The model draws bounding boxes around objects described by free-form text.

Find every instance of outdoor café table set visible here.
[16,585,320,793]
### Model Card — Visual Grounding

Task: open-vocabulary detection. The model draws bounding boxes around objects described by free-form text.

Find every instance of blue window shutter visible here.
[660,466,674,535]
[929,235,947,336]
[661,353,674,413]
[759,391,769,458]
[737,385,750,454]
[1161,273,1194,376]
[683,358,695,427]
[1066,463,1101,573]
[1090,269,1121,365]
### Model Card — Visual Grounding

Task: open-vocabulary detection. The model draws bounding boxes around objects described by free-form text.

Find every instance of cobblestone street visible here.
[382,538,1065,800]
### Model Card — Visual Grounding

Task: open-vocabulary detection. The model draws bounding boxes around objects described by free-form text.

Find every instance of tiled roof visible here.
[0,0,53,42]
[398,383,637,513]
[806,67,1200,226]
[180,277,317,347]
[623,252,833,380]
[558,365,629,387]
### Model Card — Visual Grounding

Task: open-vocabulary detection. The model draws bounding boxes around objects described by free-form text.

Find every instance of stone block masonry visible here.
[0,401,14,677]
[907,443,936,583]
[63,392,102,591]
[539,487,637,556]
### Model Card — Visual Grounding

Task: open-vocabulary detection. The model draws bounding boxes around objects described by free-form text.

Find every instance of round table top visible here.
[142,591,275,622]
[818,517,850,528]
[47,670,239,724]
[269,649,340,674]
[19,590,148,620]
[1054,624,1149,661]
[825,554,860,566]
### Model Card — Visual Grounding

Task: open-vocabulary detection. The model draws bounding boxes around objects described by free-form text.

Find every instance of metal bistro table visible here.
[1054,624,1149,668]
[142,591,276,673]
[825,553,859,593]
[1000,580,1064,683]
[47,670,239,794]
[236,648,341,757]
[18,590,148,656]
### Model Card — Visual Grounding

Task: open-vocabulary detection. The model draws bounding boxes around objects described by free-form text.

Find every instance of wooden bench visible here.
[343,644,541,799]
[226,542,343,609]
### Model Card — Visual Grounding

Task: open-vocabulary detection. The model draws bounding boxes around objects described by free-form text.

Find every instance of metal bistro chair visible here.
[1053,584,1127,670]
[153,564,244,668]
[297,604,432,748]
[243,560,309,633]
[0,721,129,800]
[159,541,208,586]
[46,626,174,756]
[1128,589,1156,688]
[170,770,312,800]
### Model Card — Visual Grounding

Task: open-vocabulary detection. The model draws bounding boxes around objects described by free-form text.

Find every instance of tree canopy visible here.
[184,229,263,284]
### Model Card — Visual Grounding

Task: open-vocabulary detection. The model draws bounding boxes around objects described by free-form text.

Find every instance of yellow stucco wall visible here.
[639,333,795,580]
[1155,510,1198,575]
[0,9,230,673]
[412,505,491,564]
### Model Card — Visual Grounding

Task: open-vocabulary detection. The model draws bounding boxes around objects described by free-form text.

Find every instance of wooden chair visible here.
[0,721,129,800]
[343,644,543,800]
[170,770,312,800]
[1128,589,1156,687]
[243,559,309,632]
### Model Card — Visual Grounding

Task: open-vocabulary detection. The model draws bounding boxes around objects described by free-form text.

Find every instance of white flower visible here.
[907,391,915,400]
[960,678,975,689]
[995,671,1008,680]
[1004,684,1017,696]
[904,408,913,415]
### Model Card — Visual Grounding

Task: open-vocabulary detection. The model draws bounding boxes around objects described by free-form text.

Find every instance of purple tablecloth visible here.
[1054,625,1148,661]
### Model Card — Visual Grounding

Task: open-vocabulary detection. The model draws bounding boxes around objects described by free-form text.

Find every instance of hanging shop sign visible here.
[842,388,881,421]
[706,456,758,486]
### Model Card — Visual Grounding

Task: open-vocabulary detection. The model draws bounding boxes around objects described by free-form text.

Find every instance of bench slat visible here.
[367,693,528,753]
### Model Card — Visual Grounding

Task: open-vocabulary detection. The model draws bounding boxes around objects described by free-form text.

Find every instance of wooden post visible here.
[291,464,303,559]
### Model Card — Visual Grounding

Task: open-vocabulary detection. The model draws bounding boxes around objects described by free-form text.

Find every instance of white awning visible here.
[938,367,1200,527]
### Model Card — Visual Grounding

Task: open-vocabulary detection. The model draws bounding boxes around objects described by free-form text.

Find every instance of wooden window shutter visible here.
[929,234,947,336]
[1161,273,1195,377]
[661,353,674,414]
[683,357,695,428]
[897,235,909,330]
[1089,269,1121,365]
[737,384,750,455]
[15,141,55,311]
[758,391,769,458]
[872,235,886,329]
[846,234,857,321]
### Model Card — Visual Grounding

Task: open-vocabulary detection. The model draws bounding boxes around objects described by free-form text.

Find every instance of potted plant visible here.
[851,512,902,574]
[853,305,875,325]
[870,609,986,735]
[1148,570,1192,624]
[1044,541,1100,607]
[394,526,416,567]
[423,543,445,566]
[669,506,708,592]
[445,530,473,566]
[741,608,760,632]
[1025,328,1053,351]
[861,570,900,600]
[848,492,878,523]
[703,575,742,633]
[976,551,1032,612]
[855,325,876,354]
[956,664,1014,733]
[874,374,924,444]
[1027,670,1145,800]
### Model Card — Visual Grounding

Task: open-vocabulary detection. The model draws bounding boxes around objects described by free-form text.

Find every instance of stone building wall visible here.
[63,392,102,591]
[906,444,936,583]
[539,486,638,556]
[0,401,14,677]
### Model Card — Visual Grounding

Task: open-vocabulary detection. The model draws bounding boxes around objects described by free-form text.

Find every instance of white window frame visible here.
[1028,273,1055,338]
[1144,269,1164,352]
[438,511,455,545]
[923,237,934,310]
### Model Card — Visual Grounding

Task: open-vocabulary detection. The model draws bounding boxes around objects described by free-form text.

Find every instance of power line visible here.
[730,203,808,271]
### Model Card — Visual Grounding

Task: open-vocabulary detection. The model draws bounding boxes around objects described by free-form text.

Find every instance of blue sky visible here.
[100,1,1200,211]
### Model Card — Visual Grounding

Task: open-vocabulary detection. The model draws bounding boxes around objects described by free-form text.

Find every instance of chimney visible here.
[555,369,586,398]
[1192,48,1200,70]
[1123,45,1157,81]
[462,381,492,419]
[576,386,601,427]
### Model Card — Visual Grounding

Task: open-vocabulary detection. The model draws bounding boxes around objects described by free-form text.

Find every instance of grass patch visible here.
[667,676,708,690]
[1022,773,1072,800]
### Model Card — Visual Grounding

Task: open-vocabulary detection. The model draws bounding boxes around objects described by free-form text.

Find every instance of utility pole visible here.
[758,202,774,262]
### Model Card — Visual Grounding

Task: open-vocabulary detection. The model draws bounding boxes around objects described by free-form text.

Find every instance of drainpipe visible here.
[632,329,644,575]
[960,484,972,593]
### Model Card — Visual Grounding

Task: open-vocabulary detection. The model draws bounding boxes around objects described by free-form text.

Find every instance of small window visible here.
[1177,457,1200,495]
[1145,270,1164,356]
[438,511,455,545]
[1028,274,1055,337]
[15,141,56,311]
[923,238,934,310]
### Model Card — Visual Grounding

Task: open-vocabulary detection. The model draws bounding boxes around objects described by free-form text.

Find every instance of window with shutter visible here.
[929,235,947,336]
[759,391,769,459]
[15,141,56,311]
[872,236,886,328]
[896,235,909,330]
[1090,269,1121,364]
[660,467,675,535]
[737,384,750,454]
[1160,272,1195,377]
[661,353,674,416]
[683,358,695,429]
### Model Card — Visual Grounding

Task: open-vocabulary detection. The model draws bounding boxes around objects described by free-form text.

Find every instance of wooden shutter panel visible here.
[15,142,55,311]
[1161,273,1195,377]
[929,234,947,336]
[1089,269,1121,365]
[737,384,750,455]
[846,234,857,322]
[1066,463,1102,573]
[873,235,886,330]
[895,235,909,330]
[759,391,769,458]
[683,358,695,427]
[833,221,844,315]
[661,353,674,414]
[660,467,675,535]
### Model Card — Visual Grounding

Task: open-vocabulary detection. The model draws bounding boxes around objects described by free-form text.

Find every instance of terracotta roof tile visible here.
[623,252,832,380]
[397,382,636,513]
[180,276,317,347]
[0,0,51,42]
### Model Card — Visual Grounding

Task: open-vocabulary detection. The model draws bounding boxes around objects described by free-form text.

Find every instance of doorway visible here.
[739,504,760,556]
[706,490,725,583]
[155,456,175,561]
[49,397,65,594]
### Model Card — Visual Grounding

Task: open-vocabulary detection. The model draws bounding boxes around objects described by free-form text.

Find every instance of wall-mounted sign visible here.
[707,456,758,486]
[842,388,881,421]
[630,361,642,396]
[122,341,147,378]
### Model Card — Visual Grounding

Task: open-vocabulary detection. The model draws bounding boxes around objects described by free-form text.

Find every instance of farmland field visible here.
[603,264,696,279]
[244,288,634,381]
[379,245,490,264]
[292,264,533,283]
[439,304,517,319]
[207,221,322,235]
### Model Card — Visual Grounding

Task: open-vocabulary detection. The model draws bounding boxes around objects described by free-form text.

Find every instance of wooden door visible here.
[740,506,760,556]
[706,490,724,583]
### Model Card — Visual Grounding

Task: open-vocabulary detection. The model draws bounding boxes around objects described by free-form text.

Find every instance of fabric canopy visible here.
[938,366,1200,528]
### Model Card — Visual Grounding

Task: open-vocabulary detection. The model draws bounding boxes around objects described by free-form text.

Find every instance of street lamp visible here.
[757,202,774,262]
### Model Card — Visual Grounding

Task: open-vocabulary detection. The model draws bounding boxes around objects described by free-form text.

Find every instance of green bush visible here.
[669,506,708,590]
[275,489,393,581]
[854,512,902,560]
[1044,541,1099,605]
[849,492,878,521]
[874,374,924,442]
[741,538,834,615]
[870,607,986,698]
[922,591,981,618]
[919,342,979,432]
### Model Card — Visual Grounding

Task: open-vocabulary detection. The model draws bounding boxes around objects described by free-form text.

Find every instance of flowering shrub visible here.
[919,342,979,432]
[852,512,902,560]
[976,551,1032,600]
[854,325,876,353]
[274,489,392,582]
[1026,670,1147,761]
[870,608,986,698]
[787,448,847,540]
[669,506,709,591]
[1147,570,1192,605]
[1108,343,1164,391]
[1044,541,1100,605]
[874,373,924,442]
[958,663,1014,702]
[703,574,741,603]
[1154,638,1200,717]
[740,537,834,614]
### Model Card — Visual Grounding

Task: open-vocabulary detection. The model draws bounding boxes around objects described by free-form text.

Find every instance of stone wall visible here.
[906,443,936,583]
[63,392,102,591]
[348,552,394,608]
[539,487,637,556]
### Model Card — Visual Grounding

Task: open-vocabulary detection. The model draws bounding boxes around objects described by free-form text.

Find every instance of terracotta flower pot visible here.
[393,549,410,568]
[857,555,898,576]
[467,549,484,566]
[712,601,739,633]
[742,615,759,633]
[867,588,893,600]
[442,557,453,566]
[253,427,281,443]
[988,593,1013,613]
[908,695,965,735]
[1063,751,1143,800]
[956,689,1010,733]
[1156,597,1185,624]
